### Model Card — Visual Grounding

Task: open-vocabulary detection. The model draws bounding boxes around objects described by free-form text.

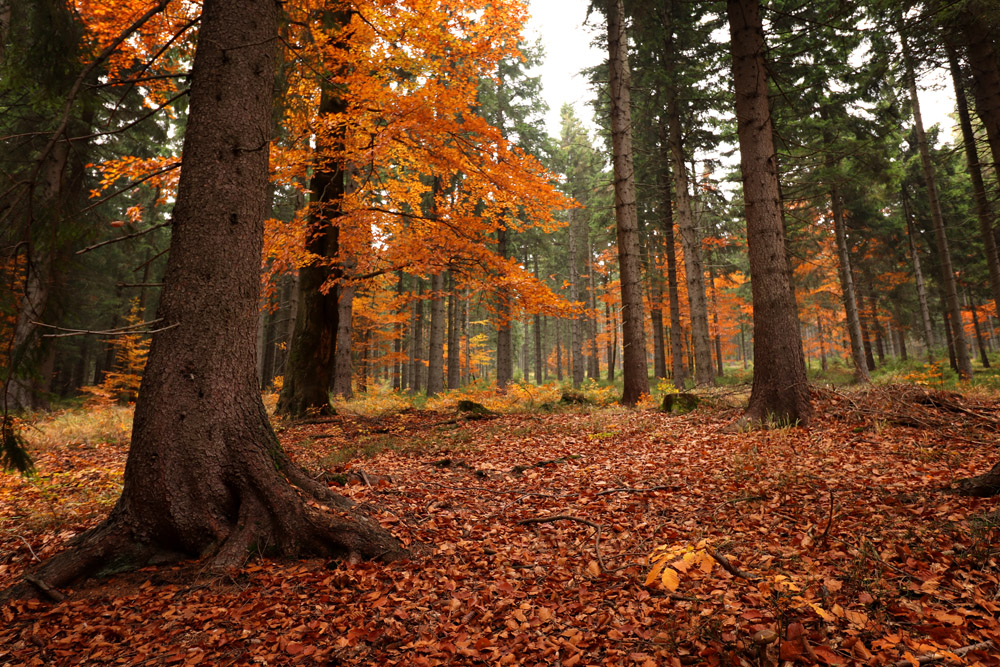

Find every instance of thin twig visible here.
[518,514,608,572]
[890,640,995,667]
[819,490,835,548]
[596,485,675,497]
[16,535,40,561]
[705,547,761,581]
[76,221,171,255]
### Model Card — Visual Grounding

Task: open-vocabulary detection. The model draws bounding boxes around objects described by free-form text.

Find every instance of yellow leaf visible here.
[587,560,601,577]
[810,603,836,622]
[644,558,669,587]
[661,567,680,592]
[699,551,715,574]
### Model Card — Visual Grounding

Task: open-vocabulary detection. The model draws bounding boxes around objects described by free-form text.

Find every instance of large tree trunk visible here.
[606,0,649,404]
[586,240,600,380]
[532,255,543,383]
[727,0,811,426]
[902,25,973,380]
[426,271,445,395]
[8,0,402,598]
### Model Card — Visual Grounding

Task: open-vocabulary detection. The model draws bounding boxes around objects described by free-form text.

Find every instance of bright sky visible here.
[523,1,957,145]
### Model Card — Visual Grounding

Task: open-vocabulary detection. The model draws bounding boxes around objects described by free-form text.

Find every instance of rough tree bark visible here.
[727,0,811,426]
[447,272,461,390]
[5,0,404,598]
[568,211,585,388]
[606,0,649,404]
[495,225,513,391]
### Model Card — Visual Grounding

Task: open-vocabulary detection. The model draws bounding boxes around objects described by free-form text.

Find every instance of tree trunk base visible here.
[2,465,406,602]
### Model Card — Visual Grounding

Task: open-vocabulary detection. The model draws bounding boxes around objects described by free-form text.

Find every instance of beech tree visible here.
[7,0,403,596]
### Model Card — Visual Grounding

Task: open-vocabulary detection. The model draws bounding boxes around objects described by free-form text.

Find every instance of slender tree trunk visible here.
[668,97,713,386]
[495,227,513,391]
[948,45,1000,318]
[555,319,564,381]
[606,0,649,404]
[532,254,543,383]
[9,0,403,595]
[830,178,869,381]
[276,84,345,416]
[447,272,460,390]
[393,272,404,391]
[587,240,600,380]
[967,288,990,368]
[709,262,724,376]
[426,271,445,396]
[410,282,423,394]
[901,25,973,379]
[568,212,585,388]
[903,191,936,359]
[727,0,811,425]
[658,121,687,386]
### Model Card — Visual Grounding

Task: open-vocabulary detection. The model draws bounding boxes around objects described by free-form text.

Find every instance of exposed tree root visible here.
[951,462,1000,497]
[2,461,407,602]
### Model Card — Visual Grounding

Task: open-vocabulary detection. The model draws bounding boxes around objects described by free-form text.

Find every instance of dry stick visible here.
[705,547,761,581]
[16,535,40,561]
[819,490,835,548]
[890,640,995,667]
[518,514,608,572]
[596,485,675,497]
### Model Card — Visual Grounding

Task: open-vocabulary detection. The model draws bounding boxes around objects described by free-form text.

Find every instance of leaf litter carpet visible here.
[2,388,999,666]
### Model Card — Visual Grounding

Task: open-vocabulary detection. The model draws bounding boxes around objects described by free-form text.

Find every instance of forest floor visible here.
[1,383,999,666]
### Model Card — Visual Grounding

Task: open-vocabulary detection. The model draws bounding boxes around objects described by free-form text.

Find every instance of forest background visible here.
[2,0,1000,665]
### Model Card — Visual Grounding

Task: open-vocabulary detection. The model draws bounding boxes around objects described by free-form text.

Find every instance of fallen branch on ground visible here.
[891,640,996,667]
[596,485,675,497]
[706,547,760,581]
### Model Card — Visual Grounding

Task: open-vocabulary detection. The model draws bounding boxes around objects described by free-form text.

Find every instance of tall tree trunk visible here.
[555,319,564,381]
[447,272,461,390]
[495,226,513,391]
[903,191,936,359]
[659,121,687,386]
[606,0,649,404]
[708,261,724,376]
[331,277,354,400]
[668,98,713,386]
[568,212,585,388]
[410,281,423,394]
[948,44,1000,318]
[532,254,544,383]
[9,0,403,595]
[587,239,600,380]
[957,2,1000,197]
[727,0,811,425]
[393,272,405,391]
[831,184,870,382]
[967,288,991,368]
[276,83,345,416]
[901,25,973,380]
[426,271,445,396]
